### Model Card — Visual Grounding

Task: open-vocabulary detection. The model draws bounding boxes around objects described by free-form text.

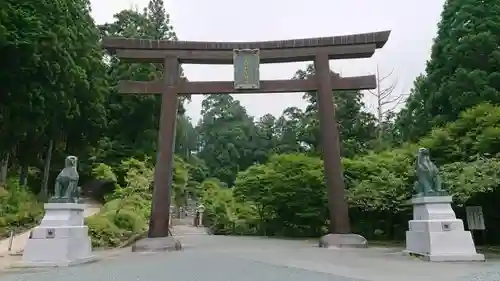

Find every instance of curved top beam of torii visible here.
[102,30,391,64]
[102,30,390,51]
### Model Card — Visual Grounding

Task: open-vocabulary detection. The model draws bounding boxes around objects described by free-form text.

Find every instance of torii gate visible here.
[102,30,391,250]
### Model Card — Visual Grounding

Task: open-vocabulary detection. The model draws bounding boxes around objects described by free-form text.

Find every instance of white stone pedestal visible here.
[21,203,96,267]
[404,196,484,262]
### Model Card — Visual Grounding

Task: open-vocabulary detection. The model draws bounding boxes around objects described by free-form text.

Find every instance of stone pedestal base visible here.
[21,203,96,267]
[132,237,182,253]
[405,196,484,262]
[319,233,368,248]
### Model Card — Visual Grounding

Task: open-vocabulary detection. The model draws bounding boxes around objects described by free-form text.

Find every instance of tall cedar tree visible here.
[396,0,500,141]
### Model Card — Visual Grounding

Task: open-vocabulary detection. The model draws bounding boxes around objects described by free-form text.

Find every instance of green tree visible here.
[96,3,185,170]
[172,156,188,216]
[441,157,500,204]
[196,94,258,186]
[419,103,500,164]
[234,154,327,237]
[397,0,500,140]
[274,107,308,154]
[97,9,161,168]
[394,75,428,142]
[185,155,209,198]
[233,164,276,233]
[252,114,279,163]
[145,0,177,41]
[0,0,108,195]
[175,115,197,158]
[198,177,258,235]
[294,64,377,157]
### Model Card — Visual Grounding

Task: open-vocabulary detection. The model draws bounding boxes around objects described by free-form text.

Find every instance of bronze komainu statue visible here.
[50,155,81,203]
[413,148,445,197]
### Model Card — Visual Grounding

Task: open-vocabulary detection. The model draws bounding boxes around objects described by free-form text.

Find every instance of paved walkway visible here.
[0,202,101,256]
[0,225,499,281]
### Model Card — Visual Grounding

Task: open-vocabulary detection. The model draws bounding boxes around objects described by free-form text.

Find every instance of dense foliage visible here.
[86,158,152,248]
[86,156,194,248]
[0,180,43,238]
[2,0,500,247]
[396,0,500,140]
[200,104,500,240]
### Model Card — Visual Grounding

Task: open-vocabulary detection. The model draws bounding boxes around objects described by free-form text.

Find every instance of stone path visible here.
[0,226,499,281]
[0,201,101,256]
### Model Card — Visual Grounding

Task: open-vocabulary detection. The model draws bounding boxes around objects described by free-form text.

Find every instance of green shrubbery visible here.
[85,158,151,248]
[199,104,500,242]
[0,179,43,238]
[86,155,192,248]
[85,104,500,245]
[199,178,258,235]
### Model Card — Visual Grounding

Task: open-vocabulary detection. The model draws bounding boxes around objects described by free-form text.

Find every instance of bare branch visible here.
[379,68,395,83]
[372,65,400,112]
[384,93,409,114]
[386,96,407,113]
[366,89,377,97]
[379,79,398,99]
[369,64,407,142]
[380,94,404,107]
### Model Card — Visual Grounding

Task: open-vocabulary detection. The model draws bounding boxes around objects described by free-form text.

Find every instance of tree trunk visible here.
[0,153,9,186]
[19,165,28,186]
[40,139,54,200]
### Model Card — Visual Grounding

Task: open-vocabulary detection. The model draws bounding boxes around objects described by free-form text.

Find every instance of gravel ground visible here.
[0,251,368,281]
[1,231,500,281]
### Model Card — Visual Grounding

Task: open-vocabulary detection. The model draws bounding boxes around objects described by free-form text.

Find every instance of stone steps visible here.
[171,225,208,236]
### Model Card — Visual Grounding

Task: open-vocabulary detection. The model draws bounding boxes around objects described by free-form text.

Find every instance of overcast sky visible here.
[90,0,445,123]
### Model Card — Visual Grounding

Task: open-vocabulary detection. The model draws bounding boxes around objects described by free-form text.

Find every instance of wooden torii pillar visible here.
[102,30,391,251]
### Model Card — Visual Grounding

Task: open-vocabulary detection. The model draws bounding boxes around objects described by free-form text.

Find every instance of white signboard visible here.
[466,206,486,230]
